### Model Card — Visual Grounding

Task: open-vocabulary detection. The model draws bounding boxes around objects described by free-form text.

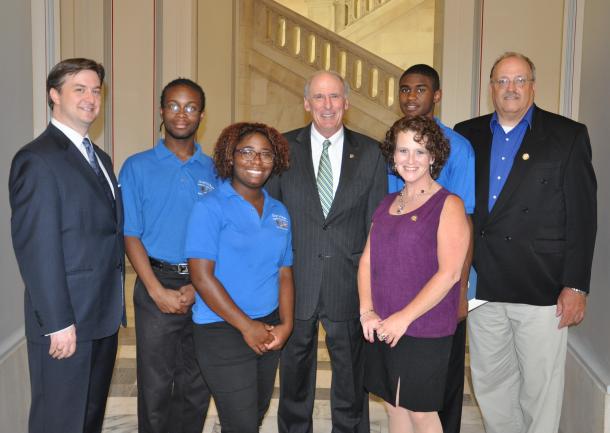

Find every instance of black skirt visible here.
[364,333,453,412]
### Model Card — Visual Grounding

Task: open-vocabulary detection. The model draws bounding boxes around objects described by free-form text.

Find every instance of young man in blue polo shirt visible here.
[119,78,216,433]
[388,64,475,433]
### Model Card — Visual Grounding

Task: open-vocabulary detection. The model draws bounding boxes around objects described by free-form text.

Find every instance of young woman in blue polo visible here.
[184,122,294,432]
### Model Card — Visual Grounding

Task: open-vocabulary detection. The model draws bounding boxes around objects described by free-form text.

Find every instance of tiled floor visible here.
[102,271,485,432]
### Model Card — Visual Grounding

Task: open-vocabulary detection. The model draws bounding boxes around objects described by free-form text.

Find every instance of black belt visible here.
[149,257,189,275]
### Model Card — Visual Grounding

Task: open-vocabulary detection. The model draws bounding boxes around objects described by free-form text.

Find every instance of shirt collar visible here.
[154,139,205,163]
[51,118,90,147]
[311,124,344,145]
[219,179,271,210]
[490,104,535,132]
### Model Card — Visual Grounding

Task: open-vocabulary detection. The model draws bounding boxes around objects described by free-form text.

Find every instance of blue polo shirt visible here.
[185,180,293,325]
[488,105,534,211]
[119,139,217,263]
[388,117,475,214]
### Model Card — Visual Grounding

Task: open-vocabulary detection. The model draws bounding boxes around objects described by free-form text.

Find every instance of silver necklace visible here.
[396,184,433,214]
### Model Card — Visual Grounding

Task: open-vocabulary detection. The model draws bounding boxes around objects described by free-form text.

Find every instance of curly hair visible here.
[213,122,290,179]
[381,116,449,179]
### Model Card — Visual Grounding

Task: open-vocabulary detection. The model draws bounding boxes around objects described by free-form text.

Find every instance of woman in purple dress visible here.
[358,116,470,433]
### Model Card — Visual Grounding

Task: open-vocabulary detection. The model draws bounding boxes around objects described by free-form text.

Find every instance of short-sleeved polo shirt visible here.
[388,118,475,214]
[185,180,293,325]
[119,139,217,263]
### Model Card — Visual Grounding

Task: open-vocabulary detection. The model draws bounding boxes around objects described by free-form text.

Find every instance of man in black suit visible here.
[266,70,387,433]
[454,52,596,433]
[9,58,124,433]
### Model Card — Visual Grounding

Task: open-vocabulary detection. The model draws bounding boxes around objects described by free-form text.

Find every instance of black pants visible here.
[193,310,280,433]
[278,314,369,433]
[28,333,117,433]
[439,319,467,433]
[134,268,210,433]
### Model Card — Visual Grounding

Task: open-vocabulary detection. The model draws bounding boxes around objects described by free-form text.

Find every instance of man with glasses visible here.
[266,70,387,433]
[119,78,215,433]
[454,52,597,433]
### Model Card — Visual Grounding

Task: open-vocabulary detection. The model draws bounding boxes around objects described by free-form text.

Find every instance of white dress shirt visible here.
[51,118,115,197]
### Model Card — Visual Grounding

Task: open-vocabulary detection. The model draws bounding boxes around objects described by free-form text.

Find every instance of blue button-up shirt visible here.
[488,106,534,211]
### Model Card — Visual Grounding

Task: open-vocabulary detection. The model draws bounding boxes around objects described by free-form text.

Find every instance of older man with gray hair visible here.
[454,52,597,433]
[266,70,387,433]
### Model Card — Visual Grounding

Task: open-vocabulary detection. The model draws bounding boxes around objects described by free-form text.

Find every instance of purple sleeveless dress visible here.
[364,187,459,411]
[370,187,459,337]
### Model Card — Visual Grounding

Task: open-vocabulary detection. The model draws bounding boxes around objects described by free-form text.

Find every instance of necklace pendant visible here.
[411,215,418,222]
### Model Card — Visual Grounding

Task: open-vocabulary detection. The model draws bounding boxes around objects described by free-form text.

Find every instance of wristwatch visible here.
[567,287,588,297]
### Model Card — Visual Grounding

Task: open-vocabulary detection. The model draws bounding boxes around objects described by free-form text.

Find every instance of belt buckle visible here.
[177,263,189,275]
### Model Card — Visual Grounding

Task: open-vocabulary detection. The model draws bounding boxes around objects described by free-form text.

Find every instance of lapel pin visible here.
[522,153,530,160]
[349,153,355,159]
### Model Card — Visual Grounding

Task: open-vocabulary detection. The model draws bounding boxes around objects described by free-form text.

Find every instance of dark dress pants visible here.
[134,269,210,433]
[193,310,280,433]
[27,332,118,433]
[439,318,467,433]
[278,313,369,433]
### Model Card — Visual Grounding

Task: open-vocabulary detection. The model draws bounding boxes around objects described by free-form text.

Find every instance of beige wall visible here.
[561,0,610,430]
[0,0,34,431]
[477,0,564,116]
[112,0,156,171]
[197,0,236,154]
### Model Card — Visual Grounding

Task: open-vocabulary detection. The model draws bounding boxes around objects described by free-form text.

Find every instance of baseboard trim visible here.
[568,340,610,394]
[0,326,25,365]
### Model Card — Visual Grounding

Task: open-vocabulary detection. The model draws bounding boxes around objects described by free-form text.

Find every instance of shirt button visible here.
[505,138,509,141]
[497,176,501,180]
[501,156,506,160]
[492,195,497,199]
[505,236,512,241]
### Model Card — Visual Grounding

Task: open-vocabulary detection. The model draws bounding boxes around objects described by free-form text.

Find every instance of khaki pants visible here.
[468,302,567,433]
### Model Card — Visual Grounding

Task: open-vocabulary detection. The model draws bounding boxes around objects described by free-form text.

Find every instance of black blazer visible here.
[454,105,597,305]
[266,125,387,321]
[9,124,125,343]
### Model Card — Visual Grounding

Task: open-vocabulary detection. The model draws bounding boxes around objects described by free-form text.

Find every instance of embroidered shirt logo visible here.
[272,214,289,230]
[197,180,215,195]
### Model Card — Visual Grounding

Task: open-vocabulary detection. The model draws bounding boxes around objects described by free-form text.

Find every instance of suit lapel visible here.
[294,126,326,218]
[50,125,117,219]
[490,107,546,219]
[471,124,492,223]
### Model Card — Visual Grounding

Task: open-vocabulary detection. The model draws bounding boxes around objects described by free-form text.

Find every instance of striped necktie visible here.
[82,137,115,210]
[317,139,333,217]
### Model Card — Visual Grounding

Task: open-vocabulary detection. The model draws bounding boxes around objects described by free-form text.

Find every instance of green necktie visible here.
[317,139,333,217]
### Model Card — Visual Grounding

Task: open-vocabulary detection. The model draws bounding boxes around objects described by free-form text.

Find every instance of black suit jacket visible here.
[9,123,125,343]
[454,105,597,305]
[265,124,387,321]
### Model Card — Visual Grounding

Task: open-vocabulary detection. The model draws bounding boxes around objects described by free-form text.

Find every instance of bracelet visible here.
[359,309,374,318]
[568,287,588,297]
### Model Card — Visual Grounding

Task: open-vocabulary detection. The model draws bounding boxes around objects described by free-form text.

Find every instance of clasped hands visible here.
[361,310,409,348]
[242,320,292,355]
[151,284,196,314]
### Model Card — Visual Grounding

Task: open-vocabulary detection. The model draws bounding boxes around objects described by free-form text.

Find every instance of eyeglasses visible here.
[164,102,201,115]
[234,148,275,164]
[491,76,534,89]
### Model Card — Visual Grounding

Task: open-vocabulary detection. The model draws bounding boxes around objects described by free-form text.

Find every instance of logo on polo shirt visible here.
[197,180,215,196]
[272,214,289,230]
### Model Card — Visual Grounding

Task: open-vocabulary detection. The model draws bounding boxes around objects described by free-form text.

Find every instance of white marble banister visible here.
[335,0,392,31]
[254,0,402,118]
